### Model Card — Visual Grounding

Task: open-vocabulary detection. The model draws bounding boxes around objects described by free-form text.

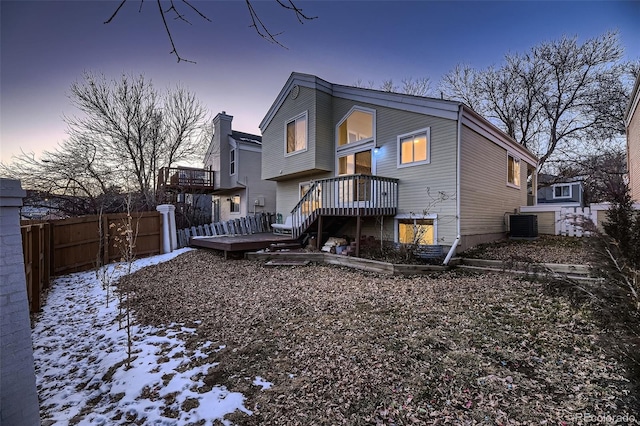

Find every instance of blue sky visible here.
[1,0,639,165]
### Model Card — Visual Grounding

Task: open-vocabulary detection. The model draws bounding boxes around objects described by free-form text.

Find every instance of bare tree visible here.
[1,72,209,214]
[440,31,635,171]
[354,77,432,97]
[556,148,627,203]
[400,77,431,97]
[104,0,317,63]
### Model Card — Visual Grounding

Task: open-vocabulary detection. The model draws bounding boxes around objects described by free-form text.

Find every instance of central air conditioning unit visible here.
[509,214,538,238]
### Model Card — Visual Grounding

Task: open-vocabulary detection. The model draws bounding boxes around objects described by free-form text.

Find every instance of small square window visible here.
[397,128,430,167]
[553,184,571,198]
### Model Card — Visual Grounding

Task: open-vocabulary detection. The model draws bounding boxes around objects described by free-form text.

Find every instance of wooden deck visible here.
[189,233,297,258]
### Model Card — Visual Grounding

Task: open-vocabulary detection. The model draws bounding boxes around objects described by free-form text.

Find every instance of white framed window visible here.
[397,128,430,168]
[285,111,308,155]
[230,195,240,213]
[507,153,521,188]
[337,107,375,148]
[553,183,572,199]
[230,148,236,175]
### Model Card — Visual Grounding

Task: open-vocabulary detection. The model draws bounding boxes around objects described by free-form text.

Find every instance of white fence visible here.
[519,204,610,237]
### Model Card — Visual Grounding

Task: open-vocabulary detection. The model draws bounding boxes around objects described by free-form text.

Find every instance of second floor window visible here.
[398,128,430,167]
[553,184,572,198]
[286,112,307,155]
[230,149,236,175]
[507,154,521,188]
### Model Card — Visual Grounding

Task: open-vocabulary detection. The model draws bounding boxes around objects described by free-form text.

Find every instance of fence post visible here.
[0,179,41,425]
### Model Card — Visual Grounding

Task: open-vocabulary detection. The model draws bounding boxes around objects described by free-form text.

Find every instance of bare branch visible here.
[245,0,286,48]
[157,0,195,63]
[274,0,318,23]
[104,0,127,24]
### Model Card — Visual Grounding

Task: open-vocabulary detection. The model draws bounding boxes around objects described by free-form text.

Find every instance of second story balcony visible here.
[158,167,215,194]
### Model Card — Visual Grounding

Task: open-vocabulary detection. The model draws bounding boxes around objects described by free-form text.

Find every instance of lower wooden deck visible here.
[189,233,297,258]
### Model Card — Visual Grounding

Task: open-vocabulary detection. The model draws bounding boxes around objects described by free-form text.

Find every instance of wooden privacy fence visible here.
[21,211,162,312]
[20,223,51,312]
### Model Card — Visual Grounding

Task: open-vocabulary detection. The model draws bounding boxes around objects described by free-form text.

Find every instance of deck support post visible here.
[355,215,362,257]
[316,215,323,250]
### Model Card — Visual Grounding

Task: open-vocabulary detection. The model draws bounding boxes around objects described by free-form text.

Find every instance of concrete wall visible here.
[0,179,40,426]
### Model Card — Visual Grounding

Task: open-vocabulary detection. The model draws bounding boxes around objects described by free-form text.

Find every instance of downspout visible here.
[443,105,463,265]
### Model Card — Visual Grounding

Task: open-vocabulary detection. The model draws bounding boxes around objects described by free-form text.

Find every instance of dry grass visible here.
[459,235,589,265]
[119,246,638,425]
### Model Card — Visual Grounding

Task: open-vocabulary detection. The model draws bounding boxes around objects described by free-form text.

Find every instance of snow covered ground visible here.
[33,248,263,425]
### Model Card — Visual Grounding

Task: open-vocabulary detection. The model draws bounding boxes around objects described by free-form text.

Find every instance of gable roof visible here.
[260,72,537,167]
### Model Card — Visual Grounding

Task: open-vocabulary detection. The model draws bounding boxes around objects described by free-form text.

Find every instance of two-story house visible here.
[259,73,538,255]
[204,112,276,222]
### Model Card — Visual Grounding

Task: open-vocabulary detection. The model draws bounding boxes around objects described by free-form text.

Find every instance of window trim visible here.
[229,148,236,176]
[552,183,572,199]
[229,194,240,214]
[335,106,376,154]
[507,153,521,189]
[284,111,308,157]
[394,213,437,245]
[397,127,431,168]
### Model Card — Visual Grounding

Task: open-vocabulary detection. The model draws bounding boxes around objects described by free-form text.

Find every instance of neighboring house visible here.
[259,72,538,253]
[204,112,276,222]
[626,73,640,203]
[536,174,583,205]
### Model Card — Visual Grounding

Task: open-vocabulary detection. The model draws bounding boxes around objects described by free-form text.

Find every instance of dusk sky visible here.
[1,1,639,166]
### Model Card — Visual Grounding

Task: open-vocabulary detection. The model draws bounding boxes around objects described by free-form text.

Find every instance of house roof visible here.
[231,130,262,145]
[625,73,640,127]
[259,72,537,167]
[537,173,583,186]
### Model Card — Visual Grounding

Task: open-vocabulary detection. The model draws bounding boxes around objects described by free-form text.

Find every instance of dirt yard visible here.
[119,240,638,425]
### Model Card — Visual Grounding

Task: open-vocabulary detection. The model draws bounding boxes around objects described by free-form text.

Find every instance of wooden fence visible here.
[21,211,162,312]
[20,223,51,312]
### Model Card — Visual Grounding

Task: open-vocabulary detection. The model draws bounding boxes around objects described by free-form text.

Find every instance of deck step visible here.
[268,242,302,251]
[264,260,310,267]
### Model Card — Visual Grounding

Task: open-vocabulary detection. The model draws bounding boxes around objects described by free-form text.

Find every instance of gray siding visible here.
[275,172,332,218]
[263,86,334,181]
[315,90,335,172]
[239,148,277,215]
[272,96,459,245]
[459,125,528,240]
[332,97,459,245]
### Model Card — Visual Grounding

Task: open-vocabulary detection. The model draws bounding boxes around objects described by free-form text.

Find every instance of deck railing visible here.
[290,174,399,238]
[158,167,214,189]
